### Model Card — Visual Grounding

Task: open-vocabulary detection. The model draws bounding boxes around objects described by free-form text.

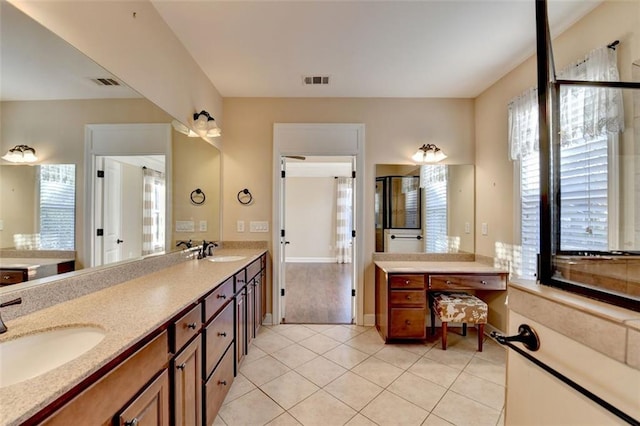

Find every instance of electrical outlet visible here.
[176,220,195,232]
[237,220,245,232]
[0,219,3,231]
[199,220,207,232]
[481,222,488,236]
[249,221,269,232]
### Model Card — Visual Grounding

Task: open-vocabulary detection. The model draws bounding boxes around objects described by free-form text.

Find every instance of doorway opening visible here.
[282,156,355,324]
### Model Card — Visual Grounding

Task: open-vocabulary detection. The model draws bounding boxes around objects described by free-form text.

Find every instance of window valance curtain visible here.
[508,45,624,160]
[335,177,353,264]
[142,168,165,256]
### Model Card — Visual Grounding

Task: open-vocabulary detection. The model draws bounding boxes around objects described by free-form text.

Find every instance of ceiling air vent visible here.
[303,75,330,85]
[91,77,121,87]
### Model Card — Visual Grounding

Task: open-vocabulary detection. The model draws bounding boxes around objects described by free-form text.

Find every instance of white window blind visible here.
[421,165,448,253]
[39,164,75,249]
[520,152,540,279]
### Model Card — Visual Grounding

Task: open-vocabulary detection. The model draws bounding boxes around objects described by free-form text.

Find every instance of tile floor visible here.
[215,324,506,426]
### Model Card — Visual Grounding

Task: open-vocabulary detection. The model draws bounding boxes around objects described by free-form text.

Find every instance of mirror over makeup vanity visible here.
[0,3,221,286]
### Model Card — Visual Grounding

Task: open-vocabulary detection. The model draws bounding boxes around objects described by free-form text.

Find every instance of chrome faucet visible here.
[0,297,23,334]
[200,241,219,258]
[176,240,193,249]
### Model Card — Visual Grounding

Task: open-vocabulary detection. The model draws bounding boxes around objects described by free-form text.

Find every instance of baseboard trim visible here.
[363,314,375,327]
[285,257,338,263]
[262,313,273,326]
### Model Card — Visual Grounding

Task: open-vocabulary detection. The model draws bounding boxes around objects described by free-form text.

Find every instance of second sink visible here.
[207,255,247,263]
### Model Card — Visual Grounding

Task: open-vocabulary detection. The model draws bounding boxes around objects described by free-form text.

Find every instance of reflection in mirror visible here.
[375,164,475,254]
[1,3,221,280]
[0,164,75,250]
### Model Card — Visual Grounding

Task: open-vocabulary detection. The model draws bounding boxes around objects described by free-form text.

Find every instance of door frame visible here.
[272,123,365,325]
[84,123,172,267]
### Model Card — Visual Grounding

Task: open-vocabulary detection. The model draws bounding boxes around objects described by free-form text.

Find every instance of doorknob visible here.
[284,241,290,245]
[116,239,124,244]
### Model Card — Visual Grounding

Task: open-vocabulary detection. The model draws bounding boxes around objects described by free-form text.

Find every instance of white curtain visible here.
[142,168,166,255]
[508,87,539,160]
[335,177,353,264]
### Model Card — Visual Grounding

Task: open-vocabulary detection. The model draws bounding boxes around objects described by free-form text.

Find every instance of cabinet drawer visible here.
[204,346,235,426]
[389,290,425,307]
[204,277,233,323]
[246,258,262,281]
[0,269,27,285]
[428,274,507,291]
[389,274,425,289]
[204,302,234,379]
[234,270,247,292]
[390,308,426,338]
[173,304,201,353]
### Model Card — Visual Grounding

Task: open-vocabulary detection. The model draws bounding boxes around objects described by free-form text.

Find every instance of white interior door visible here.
[279,157,288,322]
[350,157,357,321]
[102,157,123,265]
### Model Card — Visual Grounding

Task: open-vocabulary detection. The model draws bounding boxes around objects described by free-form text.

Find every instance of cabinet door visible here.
[255,274,262,333]
[247,280,255,347]
[236,290,246,367]
[204,346,235,426]
[117,370,169,426]
[260,269,267,326]
[173,338,202,426]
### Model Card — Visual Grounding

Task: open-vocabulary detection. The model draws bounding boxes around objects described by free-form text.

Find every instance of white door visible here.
[102,157,124,265]
[350,157,357,321]
[278,157,288,322]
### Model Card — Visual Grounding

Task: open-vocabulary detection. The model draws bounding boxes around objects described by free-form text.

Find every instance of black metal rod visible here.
[497,339,639,425]
[555,79,640,89]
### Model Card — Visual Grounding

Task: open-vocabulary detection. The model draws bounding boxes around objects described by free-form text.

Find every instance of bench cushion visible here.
[432,292,487,324]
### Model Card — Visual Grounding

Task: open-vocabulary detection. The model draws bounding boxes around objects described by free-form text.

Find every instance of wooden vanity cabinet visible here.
[117,370,170,426]
[0,268,28,285]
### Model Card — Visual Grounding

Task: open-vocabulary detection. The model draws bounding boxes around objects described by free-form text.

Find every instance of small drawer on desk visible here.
[173,304,202,353]
[389,274,425,289]
[428,274,507,291]
[0,269,27,285]
[204,277,234,323]
[390,308,426,338]
[390,290,425,307]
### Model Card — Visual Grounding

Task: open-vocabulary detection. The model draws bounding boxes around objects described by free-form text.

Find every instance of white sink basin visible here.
[0,326,105,388]
[207,255,246,263]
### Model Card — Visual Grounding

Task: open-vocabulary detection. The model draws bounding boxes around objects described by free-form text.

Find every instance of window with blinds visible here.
[520,152,540,279]
[421,165,448,253]
[38,164,75,249]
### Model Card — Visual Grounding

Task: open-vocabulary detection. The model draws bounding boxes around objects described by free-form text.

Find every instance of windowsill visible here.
[508,279,640,370]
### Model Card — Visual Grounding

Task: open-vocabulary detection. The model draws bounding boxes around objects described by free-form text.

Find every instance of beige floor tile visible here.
[324,371,384,411]
[323,344,370,369]
[322,325,365,342]
[450,371,505,411]
[240,355,290,386]
[421,414,454,425]
[271,324,319,342]
[253,331,295,354]
[432,391,501,426]
[361,390,428,425]
[301,323,335,332]
[374,346,421,369]
[497,408,505,425]
[345,413,379,426]
[463,357,506,386]
[345,332,386,355]
[266,412,302,426]
[272,343,319,369]
[288,390,357,426]
[242,345,268,365]
[387,372,447,412]
[260,371,320,410]
[213,414,227,425]
[343,324,371,335]
[297,333,341,354]
[219,388,284,425]
[294,356,347,387]
[423,346,474,370]
[351,357,404,387]
[474,340,507,365]
[408,357,461,388]
[387,341,434,356]
[223,373,256,403]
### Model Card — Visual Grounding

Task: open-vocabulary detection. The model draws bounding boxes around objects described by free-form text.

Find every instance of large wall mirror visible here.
[375,164,475,254]
[0,3,221,274]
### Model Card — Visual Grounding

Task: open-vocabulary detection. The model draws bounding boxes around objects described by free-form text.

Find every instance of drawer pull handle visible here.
[217,294,227,299]
[177,363,186,370]
[2,276,10,280]
[218,380,227,386]
[125,419,139,426]
[218,332,227,337]
[404,280,410,284]
[406,295,412,300]
[446,280,452,285]
[187,322,197,330]
[481,280,487,285]
[405,320,412,325]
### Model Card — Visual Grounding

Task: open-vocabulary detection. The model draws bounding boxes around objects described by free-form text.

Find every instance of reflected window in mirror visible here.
[421,165,450,253]
[39,164,75,250]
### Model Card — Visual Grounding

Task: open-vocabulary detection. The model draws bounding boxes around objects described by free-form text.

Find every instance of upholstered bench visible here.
[430,292,488,351]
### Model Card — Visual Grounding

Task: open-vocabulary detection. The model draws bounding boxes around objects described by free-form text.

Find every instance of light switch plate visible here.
[237,220,245,232]
[176,220,195,232]
[481,222,488,236]
[249,221,269,232]
[199,220,207,232]
[464,222,470,234]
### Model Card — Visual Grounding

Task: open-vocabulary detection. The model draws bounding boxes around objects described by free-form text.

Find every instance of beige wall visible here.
[222,97,475,317]
[0,165,36,246]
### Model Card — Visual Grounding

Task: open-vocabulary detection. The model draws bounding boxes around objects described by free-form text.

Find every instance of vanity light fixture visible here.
[1,144,38,163]
[192,110,221,138]
[412,143,447,163]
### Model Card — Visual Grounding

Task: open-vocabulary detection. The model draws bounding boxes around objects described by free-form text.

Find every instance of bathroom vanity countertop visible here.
[0,248,266,426]
[374,260,508,274]
[0,257,75,270]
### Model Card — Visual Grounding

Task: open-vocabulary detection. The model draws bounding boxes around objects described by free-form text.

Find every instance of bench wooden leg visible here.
[477,323,485,352]
[441,322,448,350]
[462,323,467,336]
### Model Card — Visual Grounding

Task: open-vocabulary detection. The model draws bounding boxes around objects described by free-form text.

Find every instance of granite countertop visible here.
[0,248,266,426]
[374,260,508,274]
[0,257,75,270]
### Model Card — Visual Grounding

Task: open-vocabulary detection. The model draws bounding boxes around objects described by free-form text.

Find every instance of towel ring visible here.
[190,188,206,205]
[237,188,253,205]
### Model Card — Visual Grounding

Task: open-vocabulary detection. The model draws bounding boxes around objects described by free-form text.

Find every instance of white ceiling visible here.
[152,0,602,98]
[1,1,602,101]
